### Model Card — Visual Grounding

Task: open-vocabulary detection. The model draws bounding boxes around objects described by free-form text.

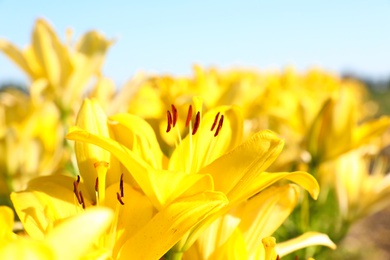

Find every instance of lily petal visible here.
[0,39,34,77]
[199,130,284,200]
[67,127,214,209]
[275,232,336,257]
[11,175,83,239]
[46,207,114,260]
[236,184,300,254]
[0,206,16,240]
[109,113,164,170]
[117,191,228,260]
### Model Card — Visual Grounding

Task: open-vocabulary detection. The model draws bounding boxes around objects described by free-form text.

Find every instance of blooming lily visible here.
[11,99,228,259]
[66,97,320,257]
[0,205,113,260]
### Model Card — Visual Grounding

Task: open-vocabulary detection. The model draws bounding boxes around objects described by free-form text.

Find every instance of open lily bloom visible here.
[183,184,335,260]
[305,86,390,166]
[0,88,65,198]
[0,18,113,113]
[0,205,113,260]
[65,97,320,257]
[11,99,228,259]
[328,147,390,222]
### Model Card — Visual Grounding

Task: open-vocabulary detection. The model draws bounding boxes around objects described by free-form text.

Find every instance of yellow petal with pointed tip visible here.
[236,184,300,254]
[46,207,114,260]
[230,171,319,206]
[275,232,336,257]
[109,113,164,169]
[0,39,34,77]
[117,191,228,260]
[11,175,83,239]
[199,130,284,199]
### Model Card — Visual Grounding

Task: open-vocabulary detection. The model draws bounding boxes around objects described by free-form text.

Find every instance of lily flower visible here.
[0,18,113,113]
[0,87,65,196]
[329,147,390,222]
[0,205,113,260]
[11,99,228,259]
[66,97,320,256]
[306,87,390,166]
[183,184,335,260]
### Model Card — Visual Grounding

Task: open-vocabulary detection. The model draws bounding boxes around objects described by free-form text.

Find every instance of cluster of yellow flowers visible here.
[1,19,389,259]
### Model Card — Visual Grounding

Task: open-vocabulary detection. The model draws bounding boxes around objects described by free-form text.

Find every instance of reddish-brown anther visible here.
[73,180,82,205]
[185,105,193,127]
[95,177,99,192]
[171,104,178,127]
[166,110,173,133]
[79,191,85,209]
[117,192,125,205]
[214,115,224,137]
[120,173,124,198]
[210,112,220,131]
[192,111,201,135]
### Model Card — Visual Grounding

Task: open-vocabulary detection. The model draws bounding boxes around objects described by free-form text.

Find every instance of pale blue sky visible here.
[1,0,390,85]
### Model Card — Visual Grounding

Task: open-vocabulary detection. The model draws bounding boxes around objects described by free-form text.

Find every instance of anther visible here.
[276,256,280,260]
[214,115,224,137]
[192,111,200,135]
[166,110,173,133]
[73,179,82,204]
[95,177,99,192]
[76,175,80,183]
[171,104,178,127]
[120,173,124,198]
[117,192,125,205]
[186,105,193,127]
[210,112,220,131]
[79,191,85,209]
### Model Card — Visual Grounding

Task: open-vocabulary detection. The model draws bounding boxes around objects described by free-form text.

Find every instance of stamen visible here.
[120,173,124,198]
[79,191,85,209]
[95,177,99,192]
[185,105,193,127]
[117,192,125,205]
[73,178,82,204]
[210,112,220,131]
[214,115,224,137]
[171,104,178,127]
[192,111,200,135]
[276,256,280,260]
[166,110,172,133]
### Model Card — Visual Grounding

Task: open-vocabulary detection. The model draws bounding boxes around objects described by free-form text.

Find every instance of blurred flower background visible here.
[1,1,390,259]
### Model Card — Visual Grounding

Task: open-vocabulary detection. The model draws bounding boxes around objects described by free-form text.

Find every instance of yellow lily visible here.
[306,86,390,166]
[0,87,65,196]
[327,147,390,222]
[11,99,228,259]
[66,97,320,256]
[0,18,113,112]
[0,205,114,260]
[183,184,335,260]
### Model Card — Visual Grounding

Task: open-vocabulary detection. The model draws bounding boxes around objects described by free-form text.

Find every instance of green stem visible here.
[164,250,183,260]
